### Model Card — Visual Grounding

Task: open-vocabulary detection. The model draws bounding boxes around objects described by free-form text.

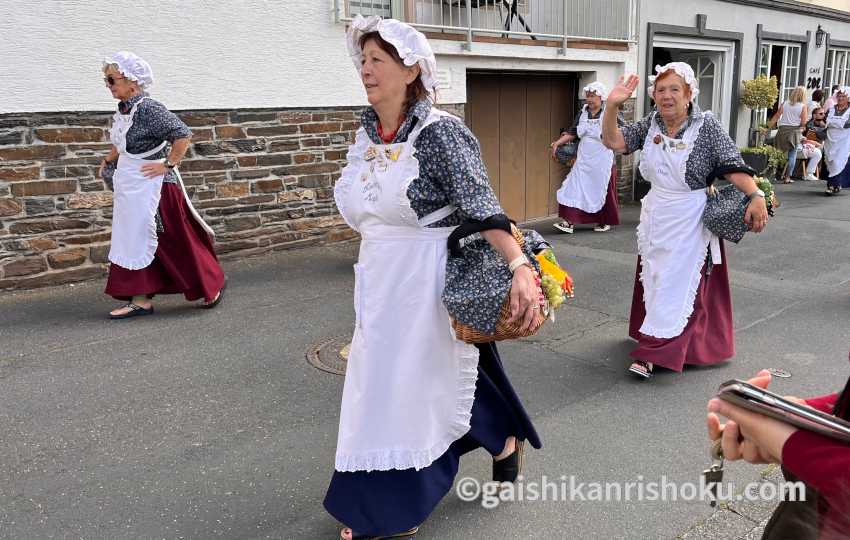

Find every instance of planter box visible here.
[741,152,777,180]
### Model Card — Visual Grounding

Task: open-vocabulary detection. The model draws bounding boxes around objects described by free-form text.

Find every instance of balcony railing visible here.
[335,0,638,49]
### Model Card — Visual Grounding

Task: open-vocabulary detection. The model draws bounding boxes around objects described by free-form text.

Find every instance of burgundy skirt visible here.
[105,183,225,303]
[628,242,734,372]
[558,164,621,226]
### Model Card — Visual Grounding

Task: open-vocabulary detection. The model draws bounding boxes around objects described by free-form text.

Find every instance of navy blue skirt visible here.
[323,342,541,537]
[828,158,850,188]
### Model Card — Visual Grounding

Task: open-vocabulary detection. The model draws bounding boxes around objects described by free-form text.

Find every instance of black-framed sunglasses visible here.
[104,75,126,86]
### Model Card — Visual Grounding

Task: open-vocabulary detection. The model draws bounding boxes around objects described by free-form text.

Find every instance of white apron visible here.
[824,106,850,176]
[108,97,214,270]
[556,106,615,213]
[332,110,479,472]
[636,112,722,339]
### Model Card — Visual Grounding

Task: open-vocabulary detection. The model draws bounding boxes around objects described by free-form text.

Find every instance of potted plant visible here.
[739,145,788,180]
[741,75,779,147]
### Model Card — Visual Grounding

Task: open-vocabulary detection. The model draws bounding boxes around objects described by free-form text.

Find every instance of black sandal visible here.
[109,303,154,320]
[628,361,653,379]
[200,278,227,310]
[492,439,525,483]
[340,526,419,539]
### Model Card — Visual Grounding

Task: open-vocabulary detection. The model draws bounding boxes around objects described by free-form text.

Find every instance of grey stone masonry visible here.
[0,104,472,290]
[616,98,636,202]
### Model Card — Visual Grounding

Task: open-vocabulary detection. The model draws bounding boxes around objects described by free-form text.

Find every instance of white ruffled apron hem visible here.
[556,107,614,213]
[333,109,481,473]
[635,111,721,340]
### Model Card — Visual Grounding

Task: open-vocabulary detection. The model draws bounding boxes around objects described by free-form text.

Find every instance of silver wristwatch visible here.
[747,188,765,200]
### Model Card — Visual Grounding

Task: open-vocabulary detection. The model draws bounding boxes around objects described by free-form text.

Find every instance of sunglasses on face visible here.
[104,75,126,86]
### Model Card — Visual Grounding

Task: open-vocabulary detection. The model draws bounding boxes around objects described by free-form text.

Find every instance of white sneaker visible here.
[804,173,819,181]
[594,224,612,232]
[553,221,574,234]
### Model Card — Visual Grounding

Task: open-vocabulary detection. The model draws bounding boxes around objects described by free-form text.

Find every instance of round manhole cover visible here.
[306,335,351,375]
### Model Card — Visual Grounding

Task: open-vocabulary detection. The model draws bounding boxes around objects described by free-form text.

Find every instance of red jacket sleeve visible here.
[782,429,850,510]
[805,393,839,414]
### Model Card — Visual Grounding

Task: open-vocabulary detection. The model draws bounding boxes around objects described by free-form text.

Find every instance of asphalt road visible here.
[1,180,849,539]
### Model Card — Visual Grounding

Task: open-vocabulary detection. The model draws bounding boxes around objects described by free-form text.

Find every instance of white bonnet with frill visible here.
[103,51,154,89]
[346,15,438,91]
[582,81,608,100]
[647,62,699,101]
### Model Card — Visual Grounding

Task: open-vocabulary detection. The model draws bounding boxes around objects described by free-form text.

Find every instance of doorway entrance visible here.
[466,71,579,222]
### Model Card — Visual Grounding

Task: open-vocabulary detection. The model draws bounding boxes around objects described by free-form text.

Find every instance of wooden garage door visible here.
[466,72,578,222]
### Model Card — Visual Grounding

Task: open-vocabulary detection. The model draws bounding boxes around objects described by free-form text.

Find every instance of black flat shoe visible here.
[492,439,525,483]
[109,303,154,320]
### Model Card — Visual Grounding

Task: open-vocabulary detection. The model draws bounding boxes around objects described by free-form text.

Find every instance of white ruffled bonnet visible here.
[648,62,699,101]
[836,86,850,97]
[582,81,608,100]
[346,15,438,91]
[103,51,154,89]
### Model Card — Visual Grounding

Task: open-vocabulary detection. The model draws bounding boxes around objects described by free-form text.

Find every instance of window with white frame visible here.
[756,42,802,123]
[826,48,850,88]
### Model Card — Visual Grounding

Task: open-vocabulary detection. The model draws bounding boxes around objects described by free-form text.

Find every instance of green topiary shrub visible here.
[741,75,780,111]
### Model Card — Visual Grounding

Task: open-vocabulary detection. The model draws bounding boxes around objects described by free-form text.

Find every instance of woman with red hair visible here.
[602,63,769,379]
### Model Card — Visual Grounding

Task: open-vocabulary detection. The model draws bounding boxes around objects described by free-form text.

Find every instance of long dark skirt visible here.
[323,342,541,537]
[105,183,225,303]
[827,158,850,189]
[558,164,621,226]
[628,242,734,372]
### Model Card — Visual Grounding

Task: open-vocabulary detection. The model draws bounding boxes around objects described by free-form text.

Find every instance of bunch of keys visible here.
[703,438,725,507]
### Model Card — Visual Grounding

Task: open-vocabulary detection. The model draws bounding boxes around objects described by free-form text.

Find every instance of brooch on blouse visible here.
[384,146,402,162]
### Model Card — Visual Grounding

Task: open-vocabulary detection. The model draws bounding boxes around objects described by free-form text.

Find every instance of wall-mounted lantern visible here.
[816,25,826,48]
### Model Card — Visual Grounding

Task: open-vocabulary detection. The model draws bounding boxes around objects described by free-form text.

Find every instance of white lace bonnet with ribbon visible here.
[103,51,154,90]
[647,62,699,101]
[346,14,438,92]
[837,86,850,97]
[582,81,609,100]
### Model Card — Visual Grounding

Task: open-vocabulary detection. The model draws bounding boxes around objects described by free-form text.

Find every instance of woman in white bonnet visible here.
[99,51,225,319]
[823,86,850,195]
[324,16,540,539]
[550,81,621,233]
[601,63,768,380]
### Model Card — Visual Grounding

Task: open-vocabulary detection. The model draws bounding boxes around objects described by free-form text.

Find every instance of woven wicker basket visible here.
[451,225,548,344]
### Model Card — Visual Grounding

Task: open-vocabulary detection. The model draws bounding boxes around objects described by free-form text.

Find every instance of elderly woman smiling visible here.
[100,51,225,319]
[602,63,769,379]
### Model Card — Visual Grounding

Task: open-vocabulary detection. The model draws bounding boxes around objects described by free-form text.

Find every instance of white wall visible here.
[638,0,850,144]
[430,40,638,104]
[1,0,638,114]
[0,0,368,113]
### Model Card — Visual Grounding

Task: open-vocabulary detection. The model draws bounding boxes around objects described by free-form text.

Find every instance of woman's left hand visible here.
[744,195,769,233]
[507,265,541,332]
[140,161,169,178]
[706,370,798,465]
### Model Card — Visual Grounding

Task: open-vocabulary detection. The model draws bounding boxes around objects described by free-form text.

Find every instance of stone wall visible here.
[0,103,470,290]
[0,99,635,291]
[615,98,637,202]
[0,107,372,290]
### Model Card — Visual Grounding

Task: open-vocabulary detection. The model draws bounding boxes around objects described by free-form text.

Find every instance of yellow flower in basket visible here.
[535,249,574,313]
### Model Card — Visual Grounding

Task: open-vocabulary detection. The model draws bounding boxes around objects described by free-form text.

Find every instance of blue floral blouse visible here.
[621,104,747,190]
[360,100,503,227]
[116,94,193,184]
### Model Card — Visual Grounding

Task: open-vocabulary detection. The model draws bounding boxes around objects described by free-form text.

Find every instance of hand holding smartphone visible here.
[716,379,850,444]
